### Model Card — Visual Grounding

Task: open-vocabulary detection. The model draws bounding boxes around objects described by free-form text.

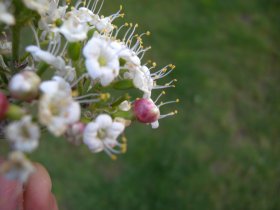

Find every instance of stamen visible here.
[71,73,88,87]
[97,0,104,15]
[78,99,100,104]
[159,110,178,119]
[29,23,40,47]
[157,99,179,108]
[74,93,100,100]
[154,91,166,103]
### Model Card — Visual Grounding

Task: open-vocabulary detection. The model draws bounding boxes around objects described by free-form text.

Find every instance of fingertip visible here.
[50,193,59,210]
[23,163,53,210]
[0,158,23,210]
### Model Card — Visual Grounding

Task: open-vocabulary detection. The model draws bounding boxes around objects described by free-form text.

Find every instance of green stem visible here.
[12,25,21,65]
[37,63,49,76]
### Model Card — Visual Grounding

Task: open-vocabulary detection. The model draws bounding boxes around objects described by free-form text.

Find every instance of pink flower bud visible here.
[65,122,85,145]
[133,98,160,123]
[9,71,41,101]
[0,92,9,120]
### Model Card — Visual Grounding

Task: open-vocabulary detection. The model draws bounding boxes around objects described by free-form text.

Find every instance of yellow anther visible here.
[146,31,151,36]
[162,91,166,95]
[174,110,178,114]
[152,62,157,67]
[120,13,125,18]
[121,136,127,143]
[111,155,117,160]
[176,99,180,103]
[162,68,167,73]
[130,23,133,27]
[135,24,139,27]
[120,5,123,10]
[125,23,129,26]
[100,93,110,101]
[121,144,127,153]
[71,90,79,97]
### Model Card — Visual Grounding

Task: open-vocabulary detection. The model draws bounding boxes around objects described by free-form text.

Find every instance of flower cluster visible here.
[0,0,178,183]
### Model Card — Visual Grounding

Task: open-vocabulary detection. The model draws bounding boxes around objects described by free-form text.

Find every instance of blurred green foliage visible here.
[3,0,280,209]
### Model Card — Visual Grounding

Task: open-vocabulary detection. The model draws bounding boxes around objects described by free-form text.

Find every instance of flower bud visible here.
[0,92,9,120]
[65,122,85,145]
[133,98,160,123]
[9,71,41,101]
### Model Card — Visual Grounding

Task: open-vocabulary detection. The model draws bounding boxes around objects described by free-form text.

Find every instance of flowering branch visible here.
[0,0,179,184]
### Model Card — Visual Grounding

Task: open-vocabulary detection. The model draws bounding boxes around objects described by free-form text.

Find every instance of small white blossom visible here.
[0,2,15,25]
[39,77,81,136]
[5,116,40,153]
[72,7,97,24]
[22,0,50,15]
[26,45,65,69]
[119,100,131,111]
[0,152,35,183]
[26,46,76,82]
[39,1,68,31]
[124,66,154,98]
[83,114,125,153]
[95,17,114,33]
[83,36,120,86]
[57,14,89,42]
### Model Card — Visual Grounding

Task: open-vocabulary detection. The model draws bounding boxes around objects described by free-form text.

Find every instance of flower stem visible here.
[12,25,21,63]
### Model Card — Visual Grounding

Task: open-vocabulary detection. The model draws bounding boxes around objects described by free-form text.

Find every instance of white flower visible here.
[124,66,154,98]
[40,76,72,96]
[26,45,65,69]
[0,152,35,183]
[119,100,131,111]
[83,36,120,86]
[0,2,15,25]
[94,17,114,33]
[111,40,141,71]
[72,7,96,24]
[22,0,50,15]
[5,116,40,153]
[26,46,76,82]
[39,2,68,31]
[58,14,89,42]
[39,77,81,136]
[83,114,125,153]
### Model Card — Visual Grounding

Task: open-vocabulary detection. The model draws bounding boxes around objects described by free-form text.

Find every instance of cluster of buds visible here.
[0,0,178,183]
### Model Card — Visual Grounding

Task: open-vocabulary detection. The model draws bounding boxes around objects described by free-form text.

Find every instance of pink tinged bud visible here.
[0,92,9,120]
[65,122,85,145]
[9,71,41,101]
[133,98,160,123]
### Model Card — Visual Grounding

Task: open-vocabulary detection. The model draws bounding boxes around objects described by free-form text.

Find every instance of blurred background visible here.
[6,0,280,209]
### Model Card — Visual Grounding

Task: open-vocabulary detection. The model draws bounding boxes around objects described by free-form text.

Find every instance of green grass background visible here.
[8,0,280,209]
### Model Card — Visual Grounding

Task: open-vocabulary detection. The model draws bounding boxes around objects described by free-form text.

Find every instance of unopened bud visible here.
[9,71,41,101]
[65,122,85,145]
[133,98,160,123]
[0,92,9,120]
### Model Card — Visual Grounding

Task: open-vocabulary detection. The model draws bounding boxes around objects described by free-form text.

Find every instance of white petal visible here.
[151,121,159,129]
[96,114,112,128]
[65,101,81,124]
